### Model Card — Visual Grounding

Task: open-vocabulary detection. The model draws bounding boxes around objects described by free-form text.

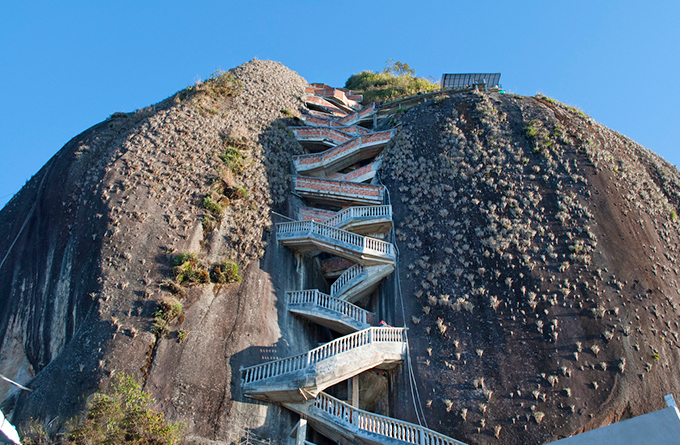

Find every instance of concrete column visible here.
[289,418,307,445]
[348,375,360,408]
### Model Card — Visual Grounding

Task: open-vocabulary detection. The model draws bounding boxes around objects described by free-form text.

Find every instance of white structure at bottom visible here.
[549,395,680,445]
[0,409,21,445]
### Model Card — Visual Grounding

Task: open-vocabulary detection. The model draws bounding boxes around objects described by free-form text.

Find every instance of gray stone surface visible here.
[549,406,680,444]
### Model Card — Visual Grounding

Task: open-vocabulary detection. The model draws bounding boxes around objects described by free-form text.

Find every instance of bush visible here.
[221,146,243,173]
[172,252,209,284]
[151,297,182,337]
[210,261,242,284]
[151,317,170,337]
[68,373,184,444]
[177,330,190,343]
[228,185,248,200]
[219,135,249,172]
[345,60,438,103]
[154,297,182,322]
[203,197,224,217]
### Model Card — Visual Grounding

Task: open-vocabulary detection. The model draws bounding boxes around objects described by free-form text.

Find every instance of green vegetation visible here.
[220,136,249,173]
[671,209,677,220]
[210,261,242,284]
[203,196,224,217]
[345,60,438,103]
[177,330,190,343]
[179,70,243,102]
[524,119,554,154]
[154,297,183,321]
[172,252,210,284]
[152,296,183,337]
[536,94,589,119]
[229,185,248,200]
[171,252,241,286]
[280,109,293,116]
[22,373,184,445]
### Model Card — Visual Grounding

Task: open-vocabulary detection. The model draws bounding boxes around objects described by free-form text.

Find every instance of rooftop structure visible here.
[440,73,501,91]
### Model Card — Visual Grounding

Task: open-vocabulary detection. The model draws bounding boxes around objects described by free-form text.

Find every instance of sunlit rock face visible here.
[382,92,680,444]
[2,62,680,445]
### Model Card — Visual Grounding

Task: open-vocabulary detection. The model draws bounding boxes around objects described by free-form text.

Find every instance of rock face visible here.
[1,62,680,445]
[0,60,318,443]
[382,92,680,444]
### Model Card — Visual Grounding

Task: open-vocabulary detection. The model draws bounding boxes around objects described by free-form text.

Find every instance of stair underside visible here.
[288,303,371,335]
[277,234,394,267]
[243,343,404,403]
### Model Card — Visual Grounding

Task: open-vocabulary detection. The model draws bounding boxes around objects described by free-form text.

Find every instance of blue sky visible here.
[2,1,678,209]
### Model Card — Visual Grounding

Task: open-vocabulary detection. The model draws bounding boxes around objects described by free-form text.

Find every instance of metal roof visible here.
[440,73,501,90]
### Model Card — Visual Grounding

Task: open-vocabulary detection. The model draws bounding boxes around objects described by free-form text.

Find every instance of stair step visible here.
[293,130,394,177]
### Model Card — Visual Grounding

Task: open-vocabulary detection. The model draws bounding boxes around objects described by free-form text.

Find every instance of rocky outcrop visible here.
[0,60,314,443]
[2,62,680,445]
[382,91,680,444]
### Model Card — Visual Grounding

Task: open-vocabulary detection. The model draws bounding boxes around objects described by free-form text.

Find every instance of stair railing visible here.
[292,130,394,167]
[276,220,393,258]
[329,264,366,298]
[311,392,469,445]
[286,290,370,325]
[241,327,406,385]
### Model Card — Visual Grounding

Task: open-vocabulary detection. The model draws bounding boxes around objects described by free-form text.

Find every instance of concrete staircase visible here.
[276,220,394,266]
[286,290,373,334]
[241,327,407,403]
[306,84,363,112]
[293,176,385,206]
[285,392,469,445]
[242,83,468,445]
[302,102,379,127]
[330,263,394,304]
[300,204,392,236]
[293,130,395,177]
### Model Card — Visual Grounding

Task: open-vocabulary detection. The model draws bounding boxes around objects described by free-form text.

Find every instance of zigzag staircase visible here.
[284,392,469,445]
[241,84,468,445]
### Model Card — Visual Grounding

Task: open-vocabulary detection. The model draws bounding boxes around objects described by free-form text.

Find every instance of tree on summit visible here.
[345,60,438,103]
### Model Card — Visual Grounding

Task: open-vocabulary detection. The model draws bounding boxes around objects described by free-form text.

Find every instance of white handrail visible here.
[286,290,369,325]
[241,327,406,384]
[330,264,366,298]
[322,205,392,229]
[276,220,393,257]
[312,392,469,445]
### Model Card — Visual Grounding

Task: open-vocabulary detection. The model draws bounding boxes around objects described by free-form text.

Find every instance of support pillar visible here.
[289,418,307,445]
[348,375,360,408]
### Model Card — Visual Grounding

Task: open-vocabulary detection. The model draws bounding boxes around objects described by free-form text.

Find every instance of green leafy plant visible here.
[221,145,244,173]
[172,252,209,284]
[151,317,170,337]
[219,136,249,173]
[203,197,224,217]
[210,261,242,284]
[177,330,190,343]
[345,60,438,103]
[154,298,183,322]
[151,297,183,337]
[68,373,184,444]
[228,185,248,200]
